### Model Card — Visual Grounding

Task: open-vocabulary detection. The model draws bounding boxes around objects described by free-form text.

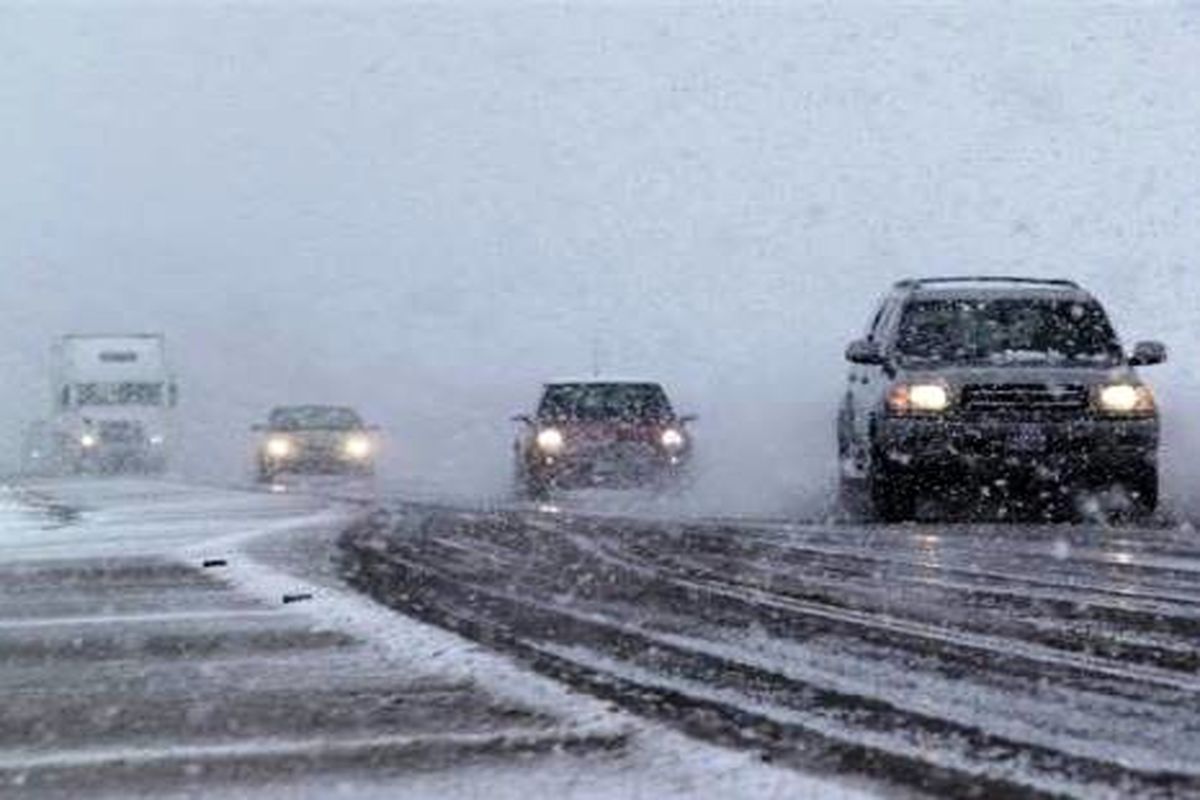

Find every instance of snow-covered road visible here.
[0,479,869,799]
[343,500,1200,799]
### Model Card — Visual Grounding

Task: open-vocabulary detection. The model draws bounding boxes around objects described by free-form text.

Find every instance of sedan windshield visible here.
[538,383,673,421]
[896,298,1123,365]
[269,406,363,431]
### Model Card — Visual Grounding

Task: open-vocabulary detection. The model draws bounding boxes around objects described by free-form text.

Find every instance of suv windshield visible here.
[538,383,673,422]
[269,406,363,431]
[896,298,1123,366]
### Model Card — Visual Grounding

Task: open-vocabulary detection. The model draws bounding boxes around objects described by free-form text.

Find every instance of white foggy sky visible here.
[3,3,1200,506]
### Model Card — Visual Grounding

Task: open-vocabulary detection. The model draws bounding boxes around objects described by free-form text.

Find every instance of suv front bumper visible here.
[877,416,1157,477]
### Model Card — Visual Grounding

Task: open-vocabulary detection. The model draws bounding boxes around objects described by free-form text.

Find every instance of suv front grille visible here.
[959,384,1088,417]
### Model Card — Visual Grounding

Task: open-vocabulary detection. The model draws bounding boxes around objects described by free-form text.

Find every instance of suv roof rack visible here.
[894,276,1080,290]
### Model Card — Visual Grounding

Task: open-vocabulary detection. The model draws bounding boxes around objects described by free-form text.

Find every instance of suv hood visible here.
[898,363,1141,388]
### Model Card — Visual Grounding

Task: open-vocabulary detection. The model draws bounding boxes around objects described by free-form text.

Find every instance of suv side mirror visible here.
[250,424,266,432]
[845,339,885,365]
[511,414,533,426]
[679,414,699,424]
[1130,340,1167,366]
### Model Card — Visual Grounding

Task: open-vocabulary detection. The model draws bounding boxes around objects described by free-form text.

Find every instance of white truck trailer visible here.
[32,334,178,474]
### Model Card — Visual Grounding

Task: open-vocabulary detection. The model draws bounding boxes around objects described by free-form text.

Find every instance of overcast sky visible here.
[3,3,1200,509]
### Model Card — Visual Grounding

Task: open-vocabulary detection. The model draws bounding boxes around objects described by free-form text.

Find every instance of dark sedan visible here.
[254,405,377,482]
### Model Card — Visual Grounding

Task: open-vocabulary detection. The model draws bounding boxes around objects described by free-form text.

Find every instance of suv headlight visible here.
[1095,384,1156,416]
[80,433,98,449]
[536,428,565,454]
[887,383,951,415]
[265,436,294,458]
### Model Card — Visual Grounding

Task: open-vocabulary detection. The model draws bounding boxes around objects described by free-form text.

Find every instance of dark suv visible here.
[513,380,695,497]
[837,278,1166,521]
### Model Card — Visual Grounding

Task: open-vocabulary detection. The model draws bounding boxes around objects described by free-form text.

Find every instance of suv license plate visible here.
[1009,425,1047,453]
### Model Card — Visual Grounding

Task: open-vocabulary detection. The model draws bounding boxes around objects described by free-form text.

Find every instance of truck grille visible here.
[98,420,146,444]
[959,384,1088,416]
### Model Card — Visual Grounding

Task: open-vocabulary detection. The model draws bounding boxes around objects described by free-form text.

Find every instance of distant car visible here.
[838,277,1166,521]
[513,380,695,496]
[254,405,377,482]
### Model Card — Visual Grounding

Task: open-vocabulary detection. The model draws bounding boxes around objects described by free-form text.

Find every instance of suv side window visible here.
[874,298,904,348]
[867,296,903,345]
[865,300,889,341]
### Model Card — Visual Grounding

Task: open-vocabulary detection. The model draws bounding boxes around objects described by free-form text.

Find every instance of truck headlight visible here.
[887,383,951,414]
[536,428,565,454]
[344,435,372,459]
[265,436,294,458]
[1096,384,1156,416]
[661,428,686,449]
[80,433,98,449]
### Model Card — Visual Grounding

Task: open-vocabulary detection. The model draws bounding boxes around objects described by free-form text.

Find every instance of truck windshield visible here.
[76,382,165,406]
[896,298,1123,365]
[538,383,673,421]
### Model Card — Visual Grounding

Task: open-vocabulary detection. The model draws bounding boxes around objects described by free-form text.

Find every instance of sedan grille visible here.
[959,384,1088,416]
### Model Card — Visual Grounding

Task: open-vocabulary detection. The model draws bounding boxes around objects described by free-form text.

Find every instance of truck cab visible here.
[48,334,178,475]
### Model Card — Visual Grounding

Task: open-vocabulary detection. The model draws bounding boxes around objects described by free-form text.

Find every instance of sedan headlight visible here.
[535,428,565,454]
[344,435,372,459]
[887,383,951,414]
[660,428,686,449]
[265,436,294,458]
[1095,384,1156,416]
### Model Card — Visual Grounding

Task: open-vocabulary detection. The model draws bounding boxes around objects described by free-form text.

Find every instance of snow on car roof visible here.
[908,285,1094,302]
[903,282,1093,301]
[543,377,667,386]
[896,277,1092,300]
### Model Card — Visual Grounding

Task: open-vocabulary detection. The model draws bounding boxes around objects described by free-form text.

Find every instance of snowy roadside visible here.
[1,478,879,800]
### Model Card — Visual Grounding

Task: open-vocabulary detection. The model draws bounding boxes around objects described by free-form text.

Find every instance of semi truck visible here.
[25,334,178,475]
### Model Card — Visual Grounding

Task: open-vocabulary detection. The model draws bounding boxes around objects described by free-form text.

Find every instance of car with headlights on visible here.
[837,277,1166,521]
[513,380,695,497]
[254,405,377,482]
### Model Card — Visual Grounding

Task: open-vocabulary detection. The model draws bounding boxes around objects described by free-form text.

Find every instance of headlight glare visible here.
[265,436,293,458]
[1097,384,1155,415]
[661,428,686,449]
[80,433,98,449]
[344,435,372,459]
[536,428,564,453]
[887,383,950,414]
